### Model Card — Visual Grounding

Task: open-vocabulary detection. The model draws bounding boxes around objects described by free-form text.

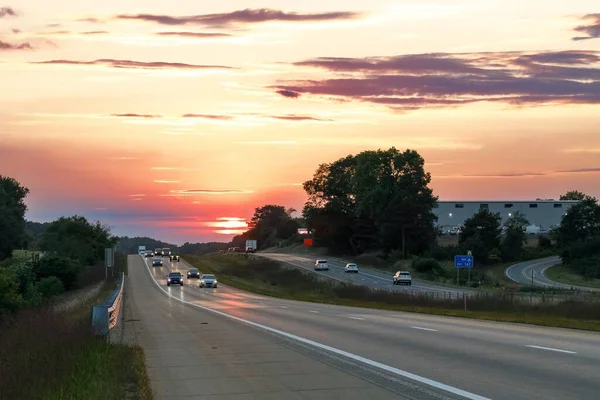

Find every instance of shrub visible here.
[411,258,446,277]
[538,235,552,249]
[33,255,83,290]
[37,276,65,298]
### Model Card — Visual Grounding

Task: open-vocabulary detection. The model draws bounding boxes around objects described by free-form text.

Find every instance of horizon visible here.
[2,1,599,244]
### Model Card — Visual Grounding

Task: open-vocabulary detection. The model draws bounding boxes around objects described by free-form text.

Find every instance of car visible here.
[167,272,183,286]
[154,248,163,256]
[187,268,200,279]
[199,274,218,288]
[152,257,163,267]
[170,254,180,262]
[344,263,359,273]
[162,248,172,257]
[245,247,256,253]
[314,260,329,271]
[145,250,153,257]
[393,271,412,285]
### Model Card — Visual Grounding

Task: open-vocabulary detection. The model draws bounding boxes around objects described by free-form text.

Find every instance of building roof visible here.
[437,200,581,203]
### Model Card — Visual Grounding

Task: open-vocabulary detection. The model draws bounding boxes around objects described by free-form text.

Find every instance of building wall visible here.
[433,201,580,230]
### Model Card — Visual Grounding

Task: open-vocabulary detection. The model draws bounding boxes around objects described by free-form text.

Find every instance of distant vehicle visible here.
[393,271,412,285]
[199,274,217,288]
[314,260,329,271]
[187,268,200,279]
[169,254,180,262]
[167,272,183,286]
[154,248,163,256]
[145,250,153,257]
[344,263,359,273]
[245,240,257,252]
[245,247,256,253]
[525,224,541,235]
[152,257,163,267]
[138,245,146,254]
[162,248,172,256]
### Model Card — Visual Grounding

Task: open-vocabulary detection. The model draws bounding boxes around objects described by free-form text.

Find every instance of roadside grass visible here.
[11,249,40,261]
[0,278,152,400]
[437,235,540,248]
[185,253,600,332]
[545,264,600,289]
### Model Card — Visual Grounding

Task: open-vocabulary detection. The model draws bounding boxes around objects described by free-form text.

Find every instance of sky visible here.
[1,1,599,244]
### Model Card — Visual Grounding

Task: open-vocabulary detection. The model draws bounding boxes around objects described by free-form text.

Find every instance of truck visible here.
[138,245,146,254]
[245,240,257,253]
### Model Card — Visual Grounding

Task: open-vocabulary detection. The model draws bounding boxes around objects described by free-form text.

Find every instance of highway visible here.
[132,254,600,400]
[505,257,600,292]
[258,252,476,296]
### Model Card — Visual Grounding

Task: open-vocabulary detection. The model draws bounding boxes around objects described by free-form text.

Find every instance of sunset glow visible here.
[1,1,599,243]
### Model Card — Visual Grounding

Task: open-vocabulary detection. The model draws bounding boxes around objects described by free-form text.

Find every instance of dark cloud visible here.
[32,58,234,70]
[456,172,547,178]
[110,113,162,118]
[116,8,363,27]
[273,50,600,111]
[557,167,600,174]
[0,40,32,50]
[276,89,301,98]
[11,28,20,34]
[181,114,232,120]
[155,31,231,38]
[77,17,103,23]
[270,114,333,122]
[170,189,253,194]
[572,13,600,41]
[81,30,109,35]
[45,30,72,35]
[0,6,17,18]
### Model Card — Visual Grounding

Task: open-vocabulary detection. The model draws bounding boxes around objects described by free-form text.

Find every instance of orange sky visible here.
[1,1,599,243]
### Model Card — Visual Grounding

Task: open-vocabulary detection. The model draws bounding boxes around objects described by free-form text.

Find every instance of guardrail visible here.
[91,272,125,336]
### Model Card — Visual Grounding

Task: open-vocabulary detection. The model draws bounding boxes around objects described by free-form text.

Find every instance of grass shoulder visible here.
[545,264,600,289]
[185,253,600,332]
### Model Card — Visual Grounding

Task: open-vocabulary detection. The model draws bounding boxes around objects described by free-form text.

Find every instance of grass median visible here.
[0,280,152,400]
[545,264,600,289]
[185,253,600,332]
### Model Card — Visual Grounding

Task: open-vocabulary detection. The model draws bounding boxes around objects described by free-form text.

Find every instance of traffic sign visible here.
[454,255,474,268]
[467,250,472,256]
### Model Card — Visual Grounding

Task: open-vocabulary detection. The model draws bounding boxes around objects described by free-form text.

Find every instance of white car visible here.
[344,263,359,273]
[393,271,412,285]
[314,260,329,271]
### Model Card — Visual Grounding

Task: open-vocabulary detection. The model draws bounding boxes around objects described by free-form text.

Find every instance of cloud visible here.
[81,30,108,35]
[169,189,254,195]
[556,167,600,174]
[77,17,103,23]
[155,31,231,38]
[440,168,600,178]
[116,8,363,27]
[181,113,233,120]
[272,50,600,111]
[269,114,333,122]
[564,148,600,154]
[0,7,17,18]
[11,28,20,34]
[234,141,298,145]
[32,58,234,70]
[0,40,32,50]
[572,14,600,41]
[110,113,162,118]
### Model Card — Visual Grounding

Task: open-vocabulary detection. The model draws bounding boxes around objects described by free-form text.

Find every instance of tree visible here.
[245,205,300,249]
[501,211,529,261]
[38,216,117,265]
[560,190,587,201]
[556,196,600,247]
[459,209,501,264]
[0,176,29,261]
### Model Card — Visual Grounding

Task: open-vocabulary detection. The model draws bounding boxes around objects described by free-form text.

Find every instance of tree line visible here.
[0,176,117,315]
[115,236,229,255]
[233,149,599,280]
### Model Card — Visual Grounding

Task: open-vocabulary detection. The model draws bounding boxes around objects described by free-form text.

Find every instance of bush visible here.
[0,268,23,314]
[427,245,459,262]
[33,255,83,290]
[37,276,65,298]
[411,258,446,277]
[538,235,552,249]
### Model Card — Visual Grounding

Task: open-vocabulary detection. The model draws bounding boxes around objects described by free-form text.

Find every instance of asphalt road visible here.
[258,252,476,296]
[505,257,600,292]
[136,254,600,400]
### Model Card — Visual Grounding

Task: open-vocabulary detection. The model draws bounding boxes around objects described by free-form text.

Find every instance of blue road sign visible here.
[454,255,474,268]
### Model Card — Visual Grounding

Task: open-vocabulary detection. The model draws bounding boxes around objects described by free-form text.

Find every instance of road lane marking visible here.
[525,345,576,354]
[349,317,365,320]
[309,310,319,313]
[411,326,438,332]
[280,306,288,309]
[141,255,490,400]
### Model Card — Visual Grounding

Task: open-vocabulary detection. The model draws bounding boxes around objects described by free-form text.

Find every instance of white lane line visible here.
[309,310,319,313]
[411,326,438,332]
[525,345,576,354]
[349,317,365,320]
[280,306,288,309]
[140,255,490,400]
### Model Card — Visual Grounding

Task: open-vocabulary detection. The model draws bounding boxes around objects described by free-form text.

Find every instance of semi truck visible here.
[138,245,146,254]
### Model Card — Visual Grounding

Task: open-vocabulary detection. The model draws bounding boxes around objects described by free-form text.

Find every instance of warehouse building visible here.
[433,200,581,231]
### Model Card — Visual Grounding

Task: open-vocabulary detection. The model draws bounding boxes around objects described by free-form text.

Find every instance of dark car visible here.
[162,248,172,257]
[154,248,163,256]
[145,250,153,257]
[187,268,200,279]
[152,257,163,267]
[170,254,180,262]
[167,272,183,286]
[199,274,217,288]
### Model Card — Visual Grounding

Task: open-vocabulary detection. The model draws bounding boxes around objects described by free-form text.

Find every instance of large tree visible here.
[556,196,600,247]
[302,148,438,256]
[38,216,117,265]
[560,190,587,201]
[459,209,502,264]
[501,211,529,261]
[0,176,30,260]
[242,205,299,249]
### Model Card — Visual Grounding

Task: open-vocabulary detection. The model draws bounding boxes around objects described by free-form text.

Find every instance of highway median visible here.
[185,253,600,332]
